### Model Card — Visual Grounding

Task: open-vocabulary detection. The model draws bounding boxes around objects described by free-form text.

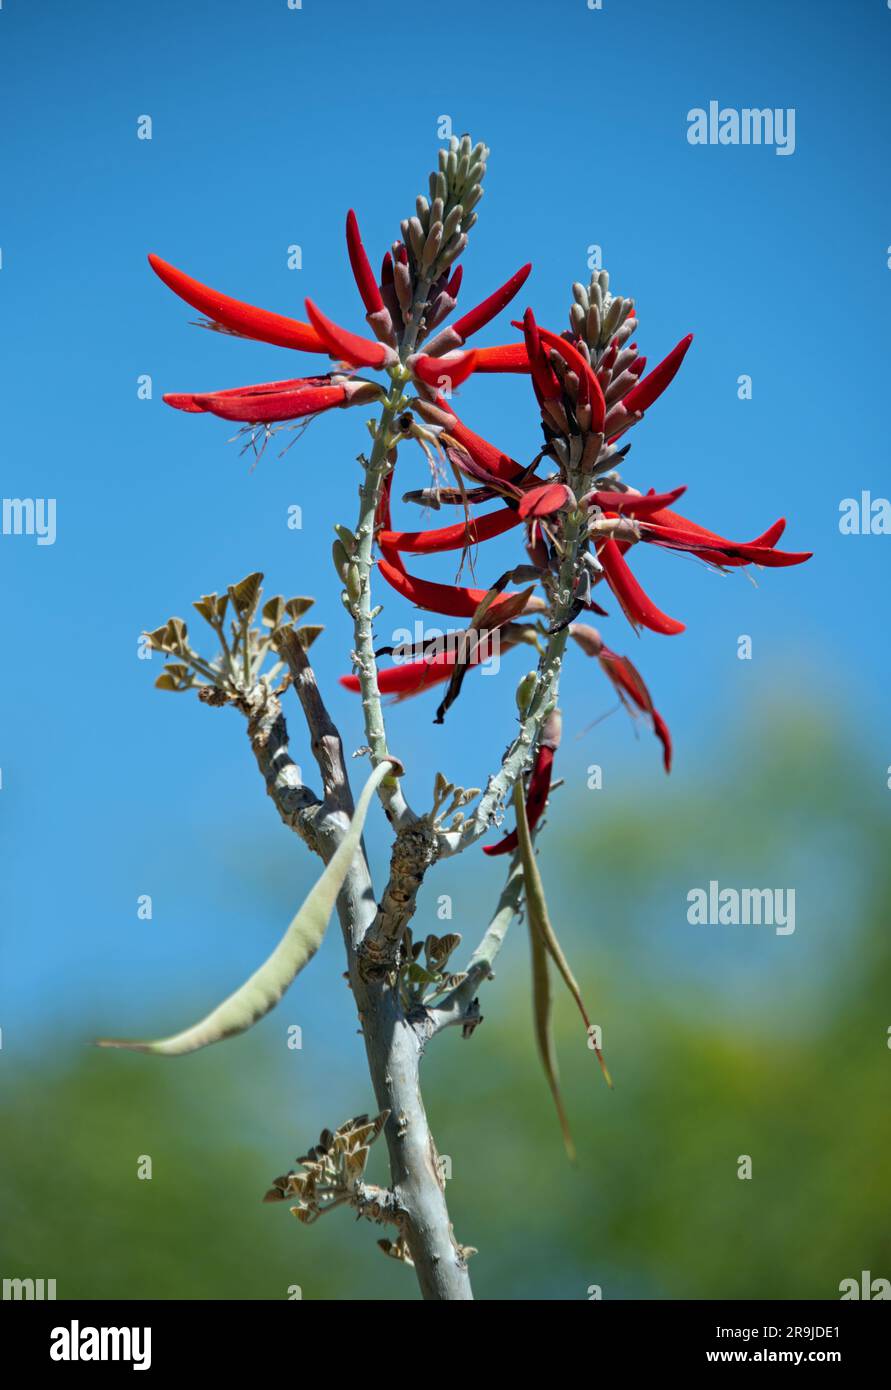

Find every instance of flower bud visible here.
[516,670,538,717]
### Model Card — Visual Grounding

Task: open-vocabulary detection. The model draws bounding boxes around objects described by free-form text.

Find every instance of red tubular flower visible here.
[304,298,395,369]
[598,538,686,636]
[470,343,530,373]
[587,486,688,516]
[598,647,672,772]
[345,209,384,314]
[410,350,478,389]
[340,651,461,700]
[377,557,536,624]
[340,626,521,702]
[645,507,785,550]
[621,334,693,415]
[148,254,325,353]
[162,376,322,414]
[521,309,561,402]
[188,382,347,423]
[451,264,532,343]
[377,507,521,553]
[163,375,381,424]
[640,509,812,569]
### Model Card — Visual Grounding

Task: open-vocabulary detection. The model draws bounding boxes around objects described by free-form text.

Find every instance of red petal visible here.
[598,647,672,772]
[599,538,685,635]
[148,254,324,353]
[378,507,521,553]
[345,209,384,314]
[163,393,208,414]
[621,334,693,414]
[305,298,393,369]
[517,482,573,520]
[451,264,532,342]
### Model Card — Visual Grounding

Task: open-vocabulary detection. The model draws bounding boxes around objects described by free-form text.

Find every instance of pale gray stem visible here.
[428,856,525,1034]
[246,650,473,1298]
[347,274,433,838]
[242,682,324,852]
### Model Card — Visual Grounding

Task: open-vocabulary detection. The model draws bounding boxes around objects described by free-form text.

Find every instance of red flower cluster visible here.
[147,208,531,425]
[150,197,811,855]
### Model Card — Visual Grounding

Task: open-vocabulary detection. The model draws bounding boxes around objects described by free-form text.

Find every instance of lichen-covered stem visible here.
[441,503,588,856]
[349,276,433,831]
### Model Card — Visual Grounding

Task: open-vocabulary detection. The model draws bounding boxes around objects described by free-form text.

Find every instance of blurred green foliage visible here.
[2,704,889,1300]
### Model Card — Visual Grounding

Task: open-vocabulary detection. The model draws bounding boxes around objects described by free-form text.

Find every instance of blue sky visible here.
[1,0,889,1052]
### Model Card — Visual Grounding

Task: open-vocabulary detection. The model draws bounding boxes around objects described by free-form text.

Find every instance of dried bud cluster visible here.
[146,571,318,701]
[398,928,466,1012]
[264,1112,391,1225]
